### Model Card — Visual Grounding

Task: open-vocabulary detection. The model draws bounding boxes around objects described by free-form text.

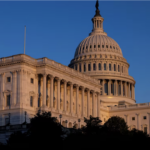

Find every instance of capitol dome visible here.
[69,0,136,106]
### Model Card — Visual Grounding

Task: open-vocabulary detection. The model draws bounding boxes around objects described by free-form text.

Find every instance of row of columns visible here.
[101,79,135,99]
[74,62,128,74]
[39,74,100,118]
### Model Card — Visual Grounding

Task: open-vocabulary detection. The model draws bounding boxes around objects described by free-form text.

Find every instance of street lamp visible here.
[25,111,27,123]
[65,120,68,128]
[59,114,62,125]
[78,119,80,128]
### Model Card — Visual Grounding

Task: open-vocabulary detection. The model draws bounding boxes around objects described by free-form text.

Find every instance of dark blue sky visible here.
[0,1,150,103]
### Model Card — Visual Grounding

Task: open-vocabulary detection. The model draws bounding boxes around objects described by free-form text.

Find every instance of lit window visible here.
[102,45,104,48]
[30,96,33,107]
[114,64,116,71]
[106,45,108,48]
[98,45,100,48]
[6,95,10,107]
[93,63,96,71]
[31,78,34,84]
[118,65,120,72]
[144,127,147,133]
[109,64,111,71]
[7,77,11,82]
[84,64,86,72]
[104,63,106,70]
[143,116,147,120]
[132,117,135,120]
[88,64,91,71]
[99,63,101,70]
[94,45,96,48]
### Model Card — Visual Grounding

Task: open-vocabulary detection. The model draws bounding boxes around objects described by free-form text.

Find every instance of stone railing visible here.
[0,54,99,85]
[100,102,150,111]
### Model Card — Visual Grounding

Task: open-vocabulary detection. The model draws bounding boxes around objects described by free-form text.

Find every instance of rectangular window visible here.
[7,77,11,82]
[144,127,147,133]
[98,45,100,48]
[30,96,33,107]
[132,117,135,120]
[6,95,10,107]
[114,64,116,71]
[143,116,147,120]
[93,63,96,71]
[109,64,111,71]
[118,84,121,95]
[88,64,91,71]
[104,83,108,95]
[31,78,34,84]
[104,63,106,70]
[99,63,101,70]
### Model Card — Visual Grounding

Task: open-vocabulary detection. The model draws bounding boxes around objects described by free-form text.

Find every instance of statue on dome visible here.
[95,0,99,10]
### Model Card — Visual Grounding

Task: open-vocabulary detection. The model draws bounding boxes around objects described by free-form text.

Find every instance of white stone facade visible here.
[0,0,150,138]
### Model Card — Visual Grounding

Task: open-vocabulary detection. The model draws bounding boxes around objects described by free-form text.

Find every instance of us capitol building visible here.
[0,0,150,141]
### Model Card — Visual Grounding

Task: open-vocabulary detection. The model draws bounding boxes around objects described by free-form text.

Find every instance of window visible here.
[114,64,116,71]
[143,116,147,120]
[99,63,101,70]
[94,45,96,48]
[110,46,112,49]
[84,64,86,72]
[98,45,100,48]
[5,118,9,125]
[83,47,84,50]
[144,127,147,133]
[79,64,81,72]
[86,46,88,49]
[38,98,41,107]
[7,77,11,82]
[88,64,91,71]
[118,84,121,95]
[109,64,111,71]
[132,117,135,120]
[104,63,106,70]
[113,46,115,49]
[6,95,10,107]
[93,63,96,71]
[118,65,120,72]
[75,65,77,70]
[90,45,92,48]
[102,45,104,48]
[104,83,108,95]
[106,45,108,48]
[30,96,33,107]
[31,78,34,84]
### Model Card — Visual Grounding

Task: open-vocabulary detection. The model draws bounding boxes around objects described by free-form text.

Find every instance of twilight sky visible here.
[0,1,150,103]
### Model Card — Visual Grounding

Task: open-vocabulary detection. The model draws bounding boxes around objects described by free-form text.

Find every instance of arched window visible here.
[118,65,120,72]
[104,63,106,70]
[109,64,111,71]
[93,63,96,71]
[88,64,91,71]
[84,64,86,72]
[79,64,81,72]
[114,64,116,71]
[99,63,101,70]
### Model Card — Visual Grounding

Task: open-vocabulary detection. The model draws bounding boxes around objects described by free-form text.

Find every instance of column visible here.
[81,87,84,117]
[17,70,22,105]
[87,89,90,118]
[132,84,135,99]
[115,80,117,96]
[102,79,105,95]
[50,76,54,108]
[76,85,79,115]
[57,78,60,111]
[70,83,73,114]
[92,91,95,117]
[128,83,130,98]
[43,74,46,107]
[121,81,123,97]
[91,62,93,71]
[125,82,127,97]
[108,80,111,95]
[63,80,67,112]
[0,73,4,109]
[35,74,38,108]
[12,71,17,106]
[136,114,139,130]
[97,93,100,118]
